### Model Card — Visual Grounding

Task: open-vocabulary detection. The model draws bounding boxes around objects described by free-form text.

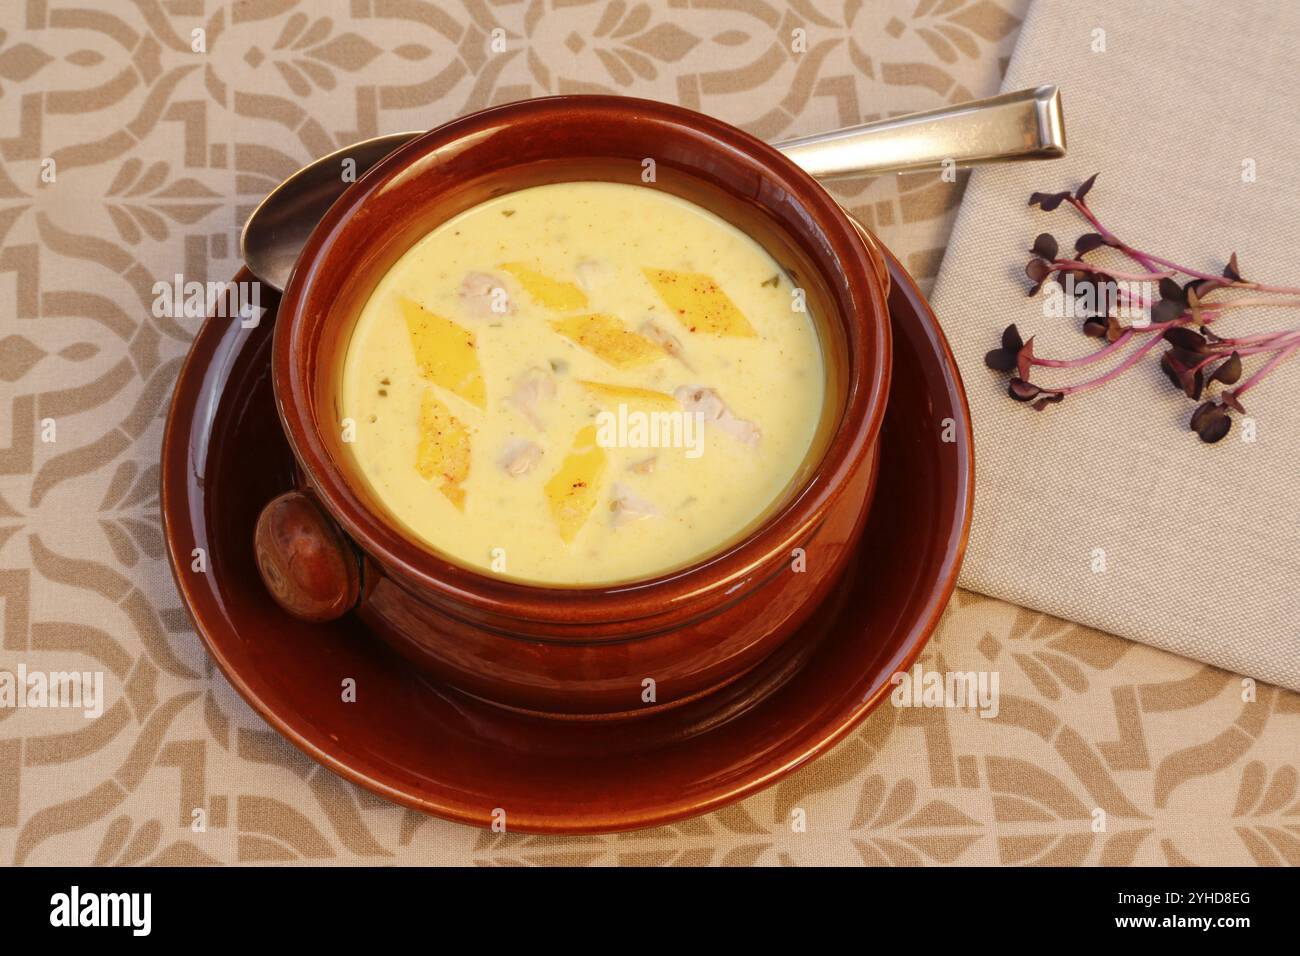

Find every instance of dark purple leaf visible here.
[985,346,1017,372]
[1190,401,1231,443]
[1158,277,1185,303]
[986,325,1025,372]
[1210,352,1242,385]
[1074,233,1107,255]
[1008,378,1042,402]
[1002,324,1024,352]
[1025,258,1053,283]
[1029,190,1071,211]
[1162,350,1204,398]
[1221,390,1246,414]
[1151,298,1186,324]
[1025,257,1055,295]
[1184,278,1222,302]
[1159,352,1182,391]
[1082,316,1109,338]
[1031,392,1065,411]
[1016,337,1036,381]
[1168,345,1205,368]
[1031,233,1059,261]
[1222,252,1242,282]
[1163,326,1208,352]
[1074,173,1098,201]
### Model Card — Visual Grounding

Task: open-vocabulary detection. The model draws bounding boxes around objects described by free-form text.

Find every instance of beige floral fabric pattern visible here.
[0,0,1295,865]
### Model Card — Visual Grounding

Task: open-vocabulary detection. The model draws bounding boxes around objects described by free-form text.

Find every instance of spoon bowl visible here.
[240,132,420,292]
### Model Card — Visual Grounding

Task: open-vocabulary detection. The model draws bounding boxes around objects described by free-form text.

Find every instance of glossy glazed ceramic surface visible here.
[273,96,890,620]
[160,247,971,832]
[264,96,893,714]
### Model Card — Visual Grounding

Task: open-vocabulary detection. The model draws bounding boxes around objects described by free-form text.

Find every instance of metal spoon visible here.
[241,85,1064,292]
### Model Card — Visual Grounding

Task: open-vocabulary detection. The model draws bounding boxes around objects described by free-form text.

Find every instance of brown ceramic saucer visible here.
[160,245,972,834]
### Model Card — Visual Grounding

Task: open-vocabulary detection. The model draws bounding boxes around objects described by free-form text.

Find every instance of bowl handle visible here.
[254,490,361,622]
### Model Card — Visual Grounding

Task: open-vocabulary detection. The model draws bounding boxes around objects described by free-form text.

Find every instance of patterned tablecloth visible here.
[0,0,1295,866]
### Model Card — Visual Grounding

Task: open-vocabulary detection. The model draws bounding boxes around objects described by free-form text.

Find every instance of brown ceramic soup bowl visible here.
[256,96,891,716]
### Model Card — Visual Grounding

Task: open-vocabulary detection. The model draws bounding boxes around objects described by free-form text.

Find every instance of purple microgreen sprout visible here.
[988,174,1300,443]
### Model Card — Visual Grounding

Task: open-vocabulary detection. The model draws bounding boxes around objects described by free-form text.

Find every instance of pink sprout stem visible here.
[1053,258,1174,282]
[1054,331,1167,396]
[1071,197,1300,294]
[1199,297,1300,311]
[1185,338,1300,374]
[1210,326,1300,347]
[1030,318,1189,372]
[1234,340,1300,399]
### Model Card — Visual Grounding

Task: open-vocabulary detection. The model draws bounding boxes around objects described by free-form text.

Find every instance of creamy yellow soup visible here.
[340,182,824,585]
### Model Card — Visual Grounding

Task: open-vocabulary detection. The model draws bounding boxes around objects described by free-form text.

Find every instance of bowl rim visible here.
[272,94,891,626]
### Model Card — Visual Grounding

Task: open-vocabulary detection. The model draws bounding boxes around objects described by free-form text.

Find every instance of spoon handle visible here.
[775,85,1065,180]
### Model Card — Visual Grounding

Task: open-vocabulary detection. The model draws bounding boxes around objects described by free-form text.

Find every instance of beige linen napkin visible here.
[932,0,1300,690]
